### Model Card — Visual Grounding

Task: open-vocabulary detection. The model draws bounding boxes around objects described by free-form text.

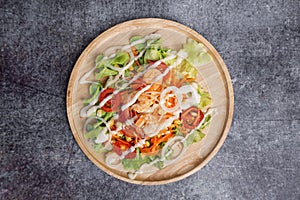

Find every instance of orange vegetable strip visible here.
[131,46,138,56]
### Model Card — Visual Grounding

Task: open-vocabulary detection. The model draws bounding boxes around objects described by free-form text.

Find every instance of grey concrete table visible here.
[1,1,299,199]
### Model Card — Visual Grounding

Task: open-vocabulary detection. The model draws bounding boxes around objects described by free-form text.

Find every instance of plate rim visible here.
[66,18,234,185]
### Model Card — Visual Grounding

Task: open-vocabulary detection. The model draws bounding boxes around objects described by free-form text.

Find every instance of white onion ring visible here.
[105,152,122,169]
[161,136,186,166]
[159,86,182,113]
[179,85,201,109]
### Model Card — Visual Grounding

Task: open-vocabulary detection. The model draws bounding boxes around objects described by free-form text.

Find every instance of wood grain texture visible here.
[66,18,234,185]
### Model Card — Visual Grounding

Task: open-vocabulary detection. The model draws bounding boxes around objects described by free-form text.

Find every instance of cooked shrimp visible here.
[143,68,162,84]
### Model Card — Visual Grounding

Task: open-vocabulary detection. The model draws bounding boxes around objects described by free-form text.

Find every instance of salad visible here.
[79,34,214,179]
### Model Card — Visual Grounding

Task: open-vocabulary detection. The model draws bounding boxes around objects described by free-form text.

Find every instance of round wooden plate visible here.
[67,18,234,185]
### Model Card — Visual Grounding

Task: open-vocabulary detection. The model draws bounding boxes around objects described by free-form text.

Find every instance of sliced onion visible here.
[103,141,113,151]
[105,152,122,169]
[83,117,97,134]
[159,86,182,113]
[95,127,109,144]
[179,85,201,109]
[161,136,186,166]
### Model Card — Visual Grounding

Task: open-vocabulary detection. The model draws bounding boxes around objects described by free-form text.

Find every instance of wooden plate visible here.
[66,18,234,185]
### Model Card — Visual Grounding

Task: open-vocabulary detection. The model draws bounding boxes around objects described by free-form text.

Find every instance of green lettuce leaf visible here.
[183,38,212,66]
[84,126,103,140]
[179,60,198,79]
[144,48,163,62]
[95,54,105,64]
[122,149,155,171]
[95,67,118,79]
[130,36,146,52]
[93,143,104,153]
[83,83,101,105]
[200,114,212,130]
[197,87,212,109]
[165,57,177,66]
[94,51,129,79]
[186,130,206,145]
[110,51,130,66]
[147,38,162,49]
[89,83,100,95]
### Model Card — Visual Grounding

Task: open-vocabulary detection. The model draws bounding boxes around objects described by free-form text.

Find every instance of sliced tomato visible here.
[181,106,204,130]
[112,139,136,159]
[98,88,121,112]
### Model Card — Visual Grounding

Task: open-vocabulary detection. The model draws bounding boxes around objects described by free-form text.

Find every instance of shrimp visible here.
[143,68,162,84]
[131,91,160,113]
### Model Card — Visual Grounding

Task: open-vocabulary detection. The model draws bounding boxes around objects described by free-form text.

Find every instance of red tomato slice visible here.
[98,88,121,112]
[112,139,136,159]
[181,106,204,129]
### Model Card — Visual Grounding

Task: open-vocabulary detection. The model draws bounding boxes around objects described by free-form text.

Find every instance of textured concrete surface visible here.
[1,0,299,199]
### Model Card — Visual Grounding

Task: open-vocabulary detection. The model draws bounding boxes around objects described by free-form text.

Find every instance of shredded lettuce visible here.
[186,130,206,145]
[86,124,94,131]
[178,60,198,79]
[84,112,114,139]
[138,57,144,65]
[110,52,130,66]
[153,160,164,169]
[122,149,155,171]
[142,38,169,63]
[147,38,162,49]
[197,87,212,109]
[165,57,177,66]
[89,83,99,95]
[95,54,105,64]
[95,67,118,79]
[144,48,163,62]
[130,36,146,52]
[103,111,114,121]
[93,111,114,128]
[183,38,212,66]
[200,114,212,130]
[84,126,103,140]
[94,51,129,79]
[83,83,101,105]
[93,143,104,153]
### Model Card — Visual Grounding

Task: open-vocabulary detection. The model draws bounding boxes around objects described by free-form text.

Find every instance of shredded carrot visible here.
[148,83,162,92]
[164,112,174,119]
[135,115,146,127]
[170,70,181,86]
[131,46,138,56]
[140,133,175,154]
[135,60,141,67]
[184,74,196,82]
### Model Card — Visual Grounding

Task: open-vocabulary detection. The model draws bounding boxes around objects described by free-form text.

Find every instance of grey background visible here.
[1,0,299,199]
